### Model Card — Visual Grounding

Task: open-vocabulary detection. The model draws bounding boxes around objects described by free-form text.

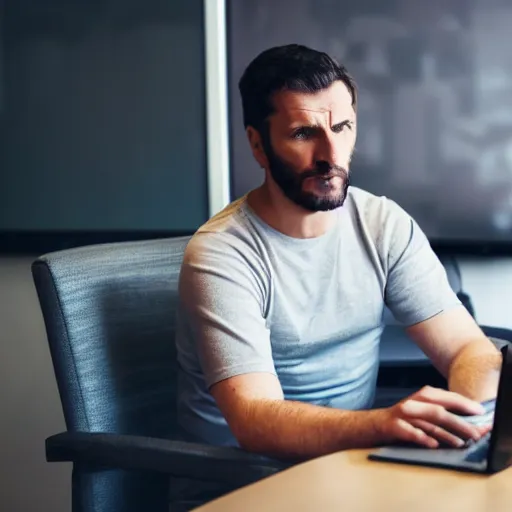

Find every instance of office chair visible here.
[31,236,291,512]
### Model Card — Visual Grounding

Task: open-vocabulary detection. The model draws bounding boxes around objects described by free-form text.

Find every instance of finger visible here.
[412,386,485,416]
[478,424,492,435]
[399,400,481,441]
[393,418,439,449]
[409,419,465,448]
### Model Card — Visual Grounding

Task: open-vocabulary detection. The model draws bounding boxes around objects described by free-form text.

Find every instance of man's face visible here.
[261,81,356,212]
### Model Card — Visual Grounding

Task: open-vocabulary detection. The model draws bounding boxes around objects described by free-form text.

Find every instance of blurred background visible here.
[228,0,512,244]
[1,1,512,510]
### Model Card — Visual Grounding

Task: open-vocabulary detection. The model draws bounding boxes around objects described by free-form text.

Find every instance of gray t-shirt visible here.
[175,187,460,446]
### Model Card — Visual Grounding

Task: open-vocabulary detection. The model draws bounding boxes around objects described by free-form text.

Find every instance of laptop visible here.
[368,344,512,474]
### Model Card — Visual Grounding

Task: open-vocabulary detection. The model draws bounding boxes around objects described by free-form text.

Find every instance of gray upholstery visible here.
[33,236,190,438]
[34,236,192,511]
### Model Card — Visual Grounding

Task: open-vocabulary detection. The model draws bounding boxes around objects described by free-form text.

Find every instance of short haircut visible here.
[238,44,357,134]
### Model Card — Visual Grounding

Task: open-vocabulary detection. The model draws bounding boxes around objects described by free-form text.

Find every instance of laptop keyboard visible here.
[460,399,496,427]
[464,432,492,463]
[463,410,495,427]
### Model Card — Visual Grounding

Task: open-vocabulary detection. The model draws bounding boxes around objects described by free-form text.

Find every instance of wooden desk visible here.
[193,450,512,512]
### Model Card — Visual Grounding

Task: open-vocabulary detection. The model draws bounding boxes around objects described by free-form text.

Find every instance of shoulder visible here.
[185,196,252,258]
[346,186,422,264]
[346,186,411,230]
[183,196,270,282]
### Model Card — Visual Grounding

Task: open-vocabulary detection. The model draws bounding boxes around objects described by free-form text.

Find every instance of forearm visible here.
[233,399,385,460]
[448,340,502,401]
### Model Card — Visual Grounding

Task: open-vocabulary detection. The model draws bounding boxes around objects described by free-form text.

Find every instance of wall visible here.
[0,2,207,510]
[460,258,512,329]
[0,258,70,512]
[0,1,208,233]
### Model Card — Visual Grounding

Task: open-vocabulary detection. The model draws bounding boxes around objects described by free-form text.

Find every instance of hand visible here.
[378,386,490,449]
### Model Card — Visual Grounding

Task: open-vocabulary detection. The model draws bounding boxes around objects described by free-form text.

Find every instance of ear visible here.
[246,126,268,169]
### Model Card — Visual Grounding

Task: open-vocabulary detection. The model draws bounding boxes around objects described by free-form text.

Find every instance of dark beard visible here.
[263,141,350,212]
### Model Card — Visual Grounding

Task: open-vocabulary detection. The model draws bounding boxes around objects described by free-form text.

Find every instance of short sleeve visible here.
[178,233,277,388]
[382,200,461,326]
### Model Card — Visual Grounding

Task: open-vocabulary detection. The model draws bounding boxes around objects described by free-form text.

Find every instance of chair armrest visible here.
[46,432,293,486]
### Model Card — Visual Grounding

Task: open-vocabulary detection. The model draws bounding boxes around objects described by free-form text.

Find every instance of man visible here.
[175,44,501,460]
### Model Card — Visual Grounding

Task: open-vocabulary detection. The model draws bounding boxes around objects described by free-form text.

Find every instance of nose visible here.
[314,134,344,169]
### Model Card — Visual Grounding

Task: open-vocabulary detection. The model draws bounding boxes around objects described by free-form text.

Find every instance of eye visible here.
[292,127,315,140]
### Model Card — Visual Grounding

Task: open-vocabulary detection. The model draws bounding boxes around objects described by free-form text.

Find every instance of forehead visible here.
[270,81,355,124]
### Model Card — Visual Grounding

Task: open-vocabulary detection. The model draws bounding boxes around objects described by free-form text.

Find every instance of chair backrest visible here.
[32,236,191,439]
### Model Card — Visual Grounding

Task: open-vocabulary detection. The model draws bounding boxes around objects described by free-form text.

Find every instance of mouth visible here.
[314,175,340,183]
[307,174,338,181]
[302,175,341,192]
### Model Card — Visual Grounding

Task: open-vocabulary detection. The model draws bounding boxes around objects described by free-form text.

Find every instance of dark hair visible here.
[238,44,357,134]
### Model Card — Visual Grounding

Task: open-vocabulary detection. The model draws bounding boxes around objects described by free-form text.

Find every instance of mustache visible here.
[300,163,349,180]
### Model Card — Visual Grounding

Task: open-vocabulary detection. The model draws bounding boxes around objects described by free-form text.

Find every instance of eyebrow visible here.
[290,119,353,131]
[332,120,353,130]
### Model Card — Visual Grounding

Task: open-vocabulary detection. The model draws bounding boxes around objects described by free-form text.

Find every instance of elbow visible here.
[232,424,264,454]
[449,338,501,373]
[237,437,259,453]
[229,417,273,455]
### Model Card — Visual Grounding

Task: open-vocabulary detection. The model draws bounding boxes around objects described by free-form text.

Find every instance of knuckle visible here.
[383,416,401,439]
[397,400,411,416]
[430,404,444,421]
[420,385,434,396]
[388,418,401,434]
[430,424,442,436]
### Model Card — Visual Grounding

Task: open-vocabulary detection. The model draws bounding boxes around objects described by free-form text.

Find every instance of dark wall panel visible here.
[0,0,208,235]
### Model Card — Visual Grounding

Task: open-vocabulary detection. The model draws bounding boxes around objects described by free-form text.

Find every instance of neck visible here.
[247,181,338,239]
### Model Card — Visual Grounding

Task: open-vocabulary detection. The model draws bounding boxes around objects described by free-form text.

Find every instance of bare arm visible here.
[211,373,383,459]
[406,306,501,402]
[211,372,486,460]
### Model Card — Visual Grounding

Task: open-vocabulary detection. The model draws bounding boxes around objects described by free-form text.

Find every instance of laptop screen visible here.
[488,345,512,473]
